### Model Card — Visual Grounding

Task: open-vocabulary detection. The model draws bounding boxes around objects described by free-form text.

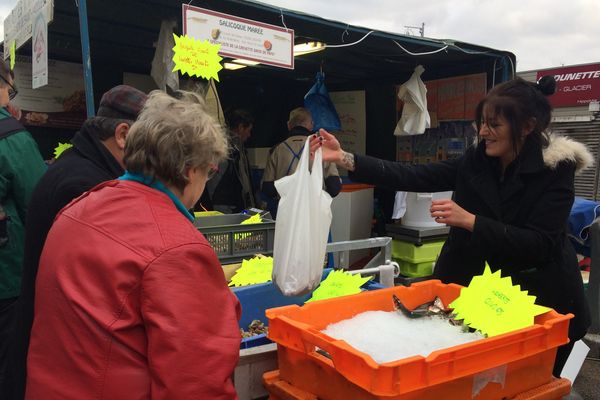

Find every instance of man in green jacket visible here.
[0,58,46,387]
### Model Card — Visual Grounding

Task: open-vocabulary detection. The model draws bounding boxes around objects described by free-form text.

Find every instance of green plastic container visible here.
[396,259,435,277]
[392,239,445,277]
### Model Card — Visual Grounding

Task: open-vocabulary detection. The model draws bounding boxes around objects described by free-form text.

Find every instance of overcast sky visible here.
[1,0,599,71]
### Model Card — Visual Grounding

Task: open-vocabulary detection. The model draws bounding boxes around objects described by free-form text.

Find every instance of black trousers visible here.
[0,297,17,389]
[553,340,577,378]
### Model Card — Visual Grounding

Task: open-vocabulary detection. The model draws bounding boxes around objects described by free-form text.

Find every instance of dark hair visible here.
[225,109,254,130]
[475,76,556,155]
[84,116,131,141]
[0,58,14,87]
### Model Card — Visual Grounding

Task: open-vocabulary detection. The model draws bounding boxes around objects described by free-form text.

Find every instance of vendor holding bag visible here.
[26,90,241,399]
[310,76,591,377]
[262,107,341,217]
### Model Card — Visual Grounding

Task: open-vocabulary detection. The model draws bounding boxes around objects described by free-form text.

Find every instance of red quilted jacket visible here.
[26,180,241,399]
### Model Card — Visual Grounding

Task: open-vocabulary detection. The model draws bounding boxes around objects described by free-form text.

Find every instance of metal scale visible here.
[385,223,450,246]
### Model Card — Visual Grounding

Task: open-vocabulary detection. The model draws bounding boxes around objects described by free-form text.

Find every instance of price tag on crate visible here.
[228,255,273,287]
[306,270,372,302]
[450,265,550,337]
[240,213,262,225]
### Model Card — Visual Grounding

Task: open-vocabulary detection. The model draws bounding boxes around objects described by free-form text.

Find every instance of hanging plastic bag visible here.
[394,65,430,136]
[272,137,332,296]
[304,72,341,132]
[151,20,179,92]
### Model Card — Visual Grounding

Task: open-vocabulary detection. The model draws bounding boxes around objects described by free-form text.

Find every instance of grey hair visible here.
[124,90,228,192]
[288,107,313,130]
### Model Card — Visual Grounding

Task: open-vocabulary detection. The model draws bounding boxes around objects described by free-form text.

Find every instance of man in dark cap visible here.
[2,85,147,400]
[206,109,256,213]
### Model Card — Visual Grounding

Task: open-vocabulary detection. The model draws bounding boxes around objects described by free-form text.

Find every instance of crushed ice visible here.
[322,310,484,364]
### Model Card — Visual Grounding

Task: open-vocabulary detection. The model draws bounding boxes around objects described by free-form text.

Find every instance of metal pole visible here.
[76,0,95,117]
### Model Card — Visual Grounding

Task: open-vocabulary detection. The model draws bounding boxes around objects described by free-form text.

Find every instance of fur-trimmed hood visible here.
[543,134,594,174]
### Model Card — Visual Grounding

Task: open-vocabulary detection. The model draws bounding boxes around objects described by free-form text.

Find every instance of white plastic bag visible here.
[151,20,179,92]
[394,65,430,136]
[272,137,332,296]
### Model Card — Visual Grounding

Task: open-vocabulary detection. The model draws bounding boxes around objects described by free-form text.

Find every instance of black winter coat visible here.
[350,134,592,341]
[4,120,123,400]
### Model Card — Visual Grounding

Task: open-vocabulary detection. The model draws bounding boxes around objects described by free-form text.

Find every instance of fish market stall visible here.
[265,280,572,399]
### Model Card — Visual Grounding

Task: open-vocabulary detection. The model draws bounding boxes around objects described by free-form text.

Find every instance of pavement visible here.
[569,333,600,399]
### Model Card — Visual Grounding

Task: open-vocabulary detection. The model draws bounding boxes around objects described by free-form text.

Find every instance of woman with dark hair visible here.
[311,76,592,376]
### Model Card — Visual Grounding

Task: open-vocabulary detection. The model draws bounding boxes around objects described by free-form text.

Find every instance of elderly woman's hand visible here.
[430,199,475,232]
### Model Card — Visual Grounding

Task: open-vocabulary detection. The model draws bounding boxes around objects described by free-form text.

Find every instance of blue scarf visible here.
[118,171,195,222]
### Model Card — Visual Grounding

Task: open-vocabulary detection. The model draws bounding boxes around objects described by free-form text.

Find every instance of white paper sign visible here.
[329,91,366,157]
[183,4,294,69]
[31,4,48,88]
[560,340,590,383]
[3,0,53,59]
[2,53,86,129]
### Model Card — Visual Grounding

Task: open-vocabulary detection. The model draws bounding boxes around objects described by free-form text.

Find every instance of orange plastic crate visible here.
[263,370,317,400]
[266,280,572,399]
[263,370,572,400]
[511,377,571,400]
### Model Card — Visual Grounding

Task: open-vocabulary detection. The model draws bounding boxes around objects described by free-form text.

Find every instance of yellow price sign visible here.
[450,265,550,337]
[228,256,273,287]
[53,142,73,159]
[10,41,16,70]
[241,213,262,225]
[172,34,222,81]
[307,270,372,302]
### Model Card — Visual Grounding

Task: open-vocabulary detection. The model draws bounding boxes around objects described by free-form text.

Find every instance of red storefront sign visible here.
[537,64,600,107]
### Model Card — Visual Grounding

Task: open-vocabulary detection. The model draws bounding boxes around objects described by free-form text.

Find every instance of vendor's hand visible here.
[309,129,355,171]
[430,199,475,231]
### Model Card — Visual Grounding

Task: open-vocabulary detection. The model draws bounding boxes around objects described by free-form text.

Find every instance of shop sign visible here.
[537,64,600,107]
[3,0,53,59]
[182,4,294,69]
[7,53,86,129]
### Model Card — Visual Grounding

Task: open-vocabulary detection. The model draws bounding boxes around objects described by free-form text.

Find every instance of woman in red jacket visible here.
[26,91,241,399]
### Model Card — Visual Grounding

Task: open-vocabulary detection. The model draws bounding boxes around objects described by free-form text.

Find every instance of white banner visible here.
[5,53,86,129]
[3,0,53,59]
[32,2,48,89]
[183,4,294,70]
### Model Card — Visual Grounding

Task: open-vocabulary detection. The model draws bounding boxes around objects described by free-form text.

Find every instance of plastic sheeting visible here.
[394,65,430,136]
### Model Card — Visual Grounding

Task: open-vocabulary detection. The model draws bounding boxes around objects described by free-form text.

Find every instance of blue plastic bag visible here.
[304,72,341,132]
[568,197,600,256]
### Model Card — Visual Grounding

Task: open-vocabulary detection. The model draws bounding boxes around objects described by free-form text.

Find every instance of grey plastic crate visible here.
[194,213,275,264]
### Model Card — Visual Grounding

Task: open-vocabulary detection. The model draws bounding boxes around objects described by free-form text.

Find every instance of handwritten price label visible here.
[450,265,550,337]
[307,270,372,302]
[228,256,273,287]
[172,34,222,81]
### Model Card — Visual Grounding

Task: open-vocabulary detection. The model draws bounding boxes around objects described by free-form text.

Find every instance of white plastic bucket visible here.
[401,191,453,228]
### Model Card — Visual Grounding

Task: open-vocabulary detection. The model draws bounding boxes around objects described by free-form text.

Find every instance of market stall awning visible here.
[18,0,515,87]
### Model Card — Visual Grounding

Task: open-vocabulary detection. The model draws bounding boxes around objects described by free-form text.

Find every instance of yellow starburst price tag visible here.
[450,264,550,337]
[10,41,16,70]
[306,270,372,302]
[53,142,73,159]
[240,213,262,225]
[172,34,223,81]
[228,256,273,287]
